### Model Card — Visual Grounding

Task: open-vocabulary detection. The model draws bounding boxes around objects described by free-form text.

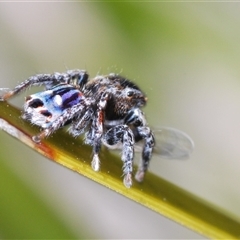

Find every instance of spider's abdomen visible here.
[23,84,85,128]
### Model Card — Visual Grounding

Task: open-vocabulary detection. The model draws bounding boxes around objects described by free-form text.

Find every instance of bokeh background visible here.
[1,2,240,239]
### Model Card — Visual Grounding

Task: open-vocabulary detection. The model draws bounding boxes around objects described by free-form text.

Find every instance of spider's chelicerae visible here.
[0,70,155,188]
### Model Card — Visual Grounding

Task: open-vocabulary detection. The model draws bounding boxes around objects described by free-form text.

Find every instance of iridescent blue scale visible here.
[24,84,84,128]
[51,84,84,109]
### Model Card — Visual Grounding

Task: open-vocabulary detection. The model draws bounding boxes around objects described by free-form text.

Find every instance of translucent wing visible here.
[153,127,194,159]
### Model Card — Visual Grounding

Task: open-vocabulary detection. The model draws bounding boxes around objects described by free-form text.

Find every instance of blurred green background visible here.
[1,2,240,239]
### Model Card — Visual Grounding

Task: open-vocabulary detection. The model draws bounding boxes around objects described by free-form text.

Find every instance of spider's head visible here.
[119,75,147,105]
[129,87,147,105]
[118,87,147,109]
[107,75,147,117]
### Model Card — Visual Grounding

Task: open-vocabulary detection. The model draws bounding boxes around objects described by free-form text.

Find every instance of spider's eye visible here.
[127,90,134,97]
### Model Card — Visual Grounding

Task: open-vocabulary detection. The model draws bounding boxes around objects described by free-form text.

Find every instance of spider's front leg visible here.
[134,126,155,182]
[0,70,88,101]
[103,125,135,188]
[125,108,155,183]
[90,92,109,172]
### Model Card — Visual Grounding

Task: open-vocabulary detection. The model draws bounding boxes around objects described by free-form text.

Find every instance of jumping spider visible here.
[0,70,155,188]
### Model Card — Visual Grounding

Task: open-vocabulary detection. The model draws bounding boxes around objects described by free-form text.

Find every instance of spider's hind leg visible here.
[0,70,88,101]
[68,108,94,137]
[32,101,90,143]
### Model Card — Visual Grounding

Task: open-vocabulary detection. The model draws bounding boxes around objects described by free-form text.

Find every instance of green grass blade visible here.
[1,101,240,239]
[0,161,79,239]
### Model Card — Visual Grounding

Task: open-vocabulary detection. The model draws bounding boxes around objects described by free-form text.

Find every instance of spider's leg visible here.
[90,92,109,172]
[103,125,135,188]
[69,108,94,137]
[32,100,90,143]
[124,108,155,182]
[0,70,88,101]
[134,126,155,182]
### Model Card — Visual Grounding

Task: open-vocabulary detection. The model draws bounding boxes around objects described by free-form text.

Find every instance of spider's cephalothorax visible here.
[0,70,155,188]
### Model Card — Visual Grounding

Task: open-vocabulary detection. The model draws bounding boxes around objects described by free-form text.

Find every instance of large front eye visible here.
[127,90,134,97]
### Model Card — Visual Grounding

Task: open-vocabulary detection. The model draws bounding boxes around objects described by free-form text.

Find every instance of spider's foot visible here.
[135,169,145,183]
[0,89,12,101]
[123,173,132,188]
[91,154,100,171]
[32,129,49,143]
[32,135,42,143]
